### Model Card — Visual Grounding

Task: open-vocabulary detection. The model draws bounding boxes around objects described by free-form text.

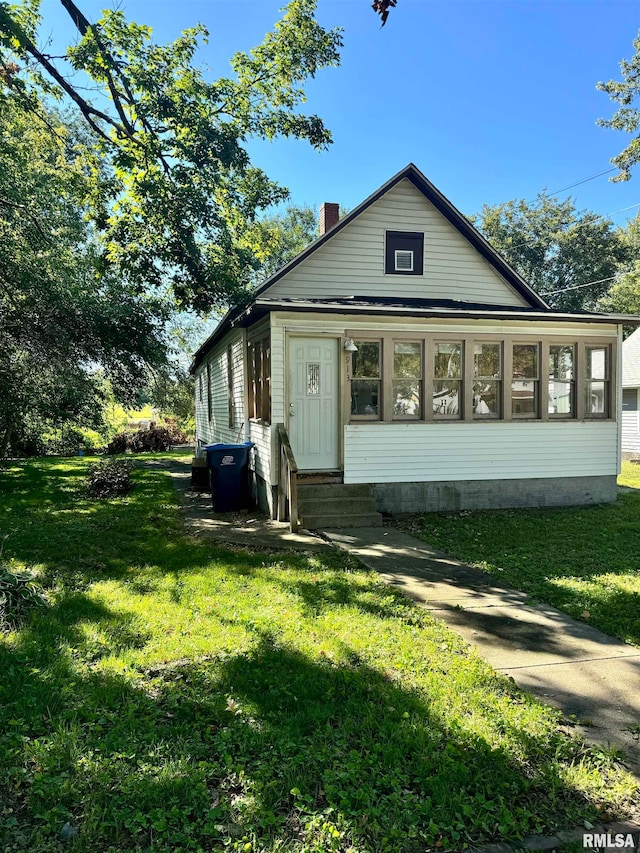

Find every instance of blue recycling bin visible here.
[204,442,254,512]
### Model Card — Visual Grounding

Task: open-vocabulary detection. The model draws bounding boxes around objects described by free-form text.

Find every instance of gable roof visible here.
[191,164,637,372]
[254,163,549,310]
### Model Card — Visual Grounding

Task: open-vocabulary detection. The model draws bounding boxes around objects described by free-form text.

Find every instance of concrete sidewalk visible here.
[162,459,331,552]
[324,526,640,773]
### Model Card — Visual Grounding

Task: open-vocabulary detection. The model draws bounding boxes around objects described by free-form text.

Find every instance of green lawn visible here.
[1,456,638,852]
[399,461,640,648]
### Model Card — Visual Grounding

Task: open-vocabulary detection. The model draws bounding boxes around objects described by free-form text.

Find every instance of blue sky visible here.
[39,0,640,225]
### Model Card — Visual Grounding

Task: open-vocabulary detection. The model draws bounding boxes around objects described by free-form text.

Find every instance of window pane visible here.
[393,380,421,417]
[433,380,461,416]
[351,379,379,415]
[587,347,607,380]
[473,380,499,416]
[512,380,538,416]
[586,381,606,415]
[353,342,380,378]
[434,342,462,379]
[549,345,574,379]
[474,343,500,378]
[394,342,421,378]
[623,389,638,412]
[549,381,573,414]
[513,344,538,379]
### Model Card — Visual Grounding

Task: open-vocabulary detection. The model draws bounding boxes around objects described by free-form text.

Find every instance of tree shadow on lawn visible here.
[2,607,636,853]
[411,496,640,646]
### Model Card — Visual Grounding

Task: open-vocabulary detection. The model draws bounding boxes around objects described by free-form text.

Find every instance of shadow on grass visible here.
[1,611,624,853]
[0,458,636,851]
[407,495,640,647]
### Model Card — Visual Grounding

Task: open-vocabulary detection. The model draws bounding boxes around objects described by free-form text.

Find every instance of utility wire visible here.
[544,275,618,297]
[547,167,617,196]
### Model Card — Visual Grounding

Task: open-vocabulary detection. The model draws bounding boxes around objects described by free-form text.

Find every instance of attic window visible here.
[385,231,423,275]
[394,250,414,272]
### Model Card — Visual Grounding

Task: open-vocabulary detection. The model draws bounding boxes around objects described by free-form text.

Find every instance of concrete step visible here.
[297,483,372,499]
[298,496,378,516]
[301,511,383,530]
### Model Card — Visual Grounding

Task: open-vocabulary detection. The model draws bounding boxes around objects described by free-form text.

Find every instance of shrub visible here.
[106,431,129,454]
[106,424,188,455]
[85,458,133,499]
[0,566,47,631]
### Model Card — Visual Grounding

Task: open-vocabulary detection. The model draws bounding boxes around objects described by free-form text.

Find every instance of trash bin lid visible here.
[203,442,254,450]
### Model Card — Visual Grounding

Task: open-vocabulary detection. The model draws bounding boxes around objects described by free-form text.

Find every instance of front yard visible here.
[399,461,640,648]
[0,456,638,852]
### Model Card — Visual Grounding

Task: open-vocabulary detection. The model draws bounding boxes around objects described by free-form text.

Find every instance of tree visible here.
[0,96,170,454]
[596,261,640,318]
[473,194,630,311]
[252,205,319,280]
[597,31,640,182]
[0,0,343,313]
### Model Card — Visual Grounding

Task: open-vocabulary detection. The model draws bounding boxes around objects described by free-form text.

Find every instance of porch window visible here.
[393,341,422,418]
[433,342,462,418]
[548,344,574,417]
[473,342,501,417]
[585,345,609,418]
[351,341,381,417]
[248,336,271,423]
[512,344,539,417]
[198,373,203,403]
[206,363,212,423]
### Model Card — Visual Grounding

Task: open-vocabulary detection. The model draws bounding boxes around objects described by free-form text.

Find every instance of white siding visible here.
[344,421,618,484]
[264,179,530,307]
[622,411,640,453]
[248,420,271,484]
[194,329,245,449]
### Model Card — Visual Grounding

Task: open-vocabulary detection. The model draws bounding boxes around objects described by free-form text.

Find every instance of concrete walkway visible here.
[162,459,331,552]
[323,526,640,773]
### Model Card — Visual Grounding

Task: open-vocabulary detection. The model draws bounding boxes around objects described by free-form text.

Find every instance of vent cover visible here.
[394,249,414,271]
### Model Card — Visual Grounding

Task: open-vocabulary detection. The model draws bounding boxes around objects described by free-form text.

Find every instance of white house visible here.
[621,327,640,456]
[192,164,635,528]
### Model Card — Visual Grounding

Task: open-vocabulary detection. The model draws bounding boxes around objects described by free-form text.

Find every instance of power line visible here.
[547,167,617,196]
[544,275,618,297]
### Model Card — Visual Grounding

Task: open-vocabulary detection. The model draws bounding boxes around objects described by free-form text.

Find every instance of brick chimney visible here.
[319,202,340,235]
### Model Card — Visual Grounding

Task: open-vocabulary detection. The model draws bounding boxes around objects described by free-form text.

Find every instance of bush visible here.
[85,458,133,499]
[0,566,47,631]
[106,424,189,455]
[106,431,129,454]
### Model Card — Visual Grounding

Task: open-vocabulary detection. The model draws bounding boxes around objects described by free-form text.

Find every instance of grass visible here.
[0,456,638,852]
[397,461,640,648]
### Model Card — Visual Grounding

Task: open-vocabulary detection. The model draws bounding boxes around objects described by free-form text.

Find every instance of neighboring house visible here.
[622,327,640,456]
[191,164,635,528]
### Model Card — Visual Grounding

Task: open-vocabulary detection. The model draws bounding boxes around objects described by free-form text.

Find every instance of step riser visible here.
[301,513,383,530]
[298,498,378,515]
[297,484,371,499]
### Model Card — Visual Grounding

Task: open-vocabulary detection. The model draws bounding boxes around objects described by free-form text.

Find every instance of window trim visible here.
[350,337,383,420]
[547,342,576,419]
[511,342,540,419]
[472,341,502,419]
[583,343,611,420]
[392,339,423,421]
[385,231,424,276]
[345,332,617,426]
[247,334,271,424]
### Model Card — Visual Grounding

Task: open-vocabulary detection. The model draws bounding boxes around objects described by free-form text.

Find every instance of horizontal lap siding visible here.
[194,330,245,448]
[344,422,618,483]
[249,421,271,485]
[621,411,640,453]
[265,179,529,307]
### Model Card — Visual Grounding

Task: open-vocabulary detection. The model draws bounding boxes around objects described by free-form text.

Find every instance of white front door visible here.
[288,337,340,470]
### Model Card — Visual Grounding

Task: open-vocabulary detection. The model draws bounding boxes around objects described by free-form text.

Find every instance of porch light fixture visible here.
[344,338,358,352]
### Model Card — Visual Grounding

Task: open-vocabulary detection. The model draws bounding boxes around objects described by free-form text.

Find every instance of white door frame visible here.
[286,334,343,471]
